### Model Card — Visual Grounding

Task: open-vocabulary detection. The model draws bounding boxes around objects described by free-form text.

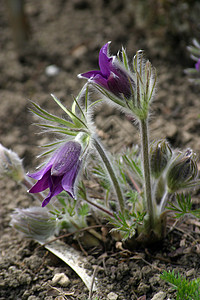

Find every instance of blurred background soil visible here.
[0,1,200,299]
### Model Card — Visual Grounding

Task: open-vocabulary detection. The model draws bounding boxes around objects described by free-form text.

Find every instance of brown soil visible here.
[0,1,200,299]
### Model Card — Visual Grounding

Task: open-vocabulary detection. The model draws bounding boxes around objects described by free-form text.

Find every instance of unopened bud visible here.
[167,149,198,193]
[0,144,24,182]
[150,139,172,179]
[10,207,58,241]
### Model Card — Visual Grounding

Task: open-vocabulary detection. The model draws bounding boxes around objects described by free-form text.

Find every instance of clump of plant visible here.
[2,42,199,246]
[161,270,200,300]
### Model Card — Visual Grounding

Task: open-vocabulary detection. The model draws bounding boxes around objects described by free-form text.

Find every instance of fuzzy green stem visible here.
[140,119,154,228]
[92,137,125,213]
[83,193,114,218]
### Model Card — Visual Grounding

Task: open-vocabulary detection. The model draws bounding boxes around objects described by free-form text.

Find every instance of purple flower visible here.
[195,58,200,71]
[28,141,82,207]
[79,42,133,99]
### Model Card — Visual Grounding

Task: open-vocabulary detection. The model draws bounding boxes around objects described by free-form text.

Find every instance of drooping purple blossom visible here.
[28,141,82,207]
[79,42,133,99]
[195,58,200,71]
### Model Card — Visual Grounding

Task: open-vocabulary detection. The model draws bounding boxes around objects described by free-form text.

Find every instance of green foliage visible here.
[125,190,138,205]
[92,164,111,192]
[167,193,200,219]
[56,191,77,217]
[78,203,90,217]
[110,210,145,240]
[161,270,200,300]
[119,147,143,183]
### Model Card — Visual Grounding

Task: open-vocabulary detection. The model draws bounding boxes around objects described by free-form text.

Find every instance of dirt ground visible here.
[0,1,200,299]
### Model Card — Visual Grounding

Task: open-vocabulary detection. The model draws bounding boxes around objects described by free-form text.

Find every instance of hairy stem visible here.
[140,119,154,228]
[92,137,125,213]
[85,197,114,217]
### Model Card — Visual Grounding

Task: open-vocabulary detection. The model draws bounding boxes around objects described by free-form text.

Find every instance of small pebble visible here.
[151,291,166,300]
[27,296,39,300]
[52,273,70,287]
[107,292,118,300]
[186,268,195,277]
[45,65,60,77]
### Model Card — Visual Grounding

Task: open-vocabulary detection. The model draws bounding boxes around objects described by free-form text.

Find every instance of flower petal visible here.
[51,141,81,176]
[195,58,200,71]
[79,70,102,79]
[61,160,81,198]
[100,42,110,56]
[92,74,109,89]
[29,169,51,193]
[41,183,63,207]
[41,175,64,207]
[28,163,52,180]
[99,43,112,77]
[107,70,132,99]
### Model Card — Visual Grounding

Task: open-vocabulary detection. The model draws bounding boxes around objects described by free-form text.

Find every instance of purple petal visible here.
[99,43,112,77]
[27,147,63,180]
[195,58,200,71]
[28,163,52,180]
[80,70,102,79]
[41,183,63,207]
[107,70,132,99]
[29,169,51,193]
[80,71,109,89]
[93,74,109,89]
[99,53,111,77]
[51,141,81,176]
[61,160,81,198]
[41,175,63,207]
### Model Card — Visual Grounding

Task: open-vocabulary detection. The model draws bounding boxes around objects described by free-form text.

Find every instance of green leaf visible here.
[167,193,200,219]
[31,102,75,128]
[78,203,90,216]
[38,124,77,136]
[87,99,103,110]
[161,270,200,300]
[38,148,56,157]
[187,46,200,56]
[122,154,143,180]
[121,47,129,71]
[94,84,126,108]
[51,94,87,129]
[72,96,86,122]
[41,140,66,148]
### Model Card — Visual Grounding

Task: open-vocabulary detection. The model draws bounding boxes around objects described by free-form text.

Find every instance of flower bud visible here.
[0,144,24,182]
[150,139,172,179]
[167,149,198,193]
[10,207,58,241]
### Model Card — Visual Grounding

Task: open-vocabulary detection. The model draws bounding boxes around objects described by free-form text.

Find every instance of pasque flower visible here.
[28,141,82,207]
[79,42,133,99]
